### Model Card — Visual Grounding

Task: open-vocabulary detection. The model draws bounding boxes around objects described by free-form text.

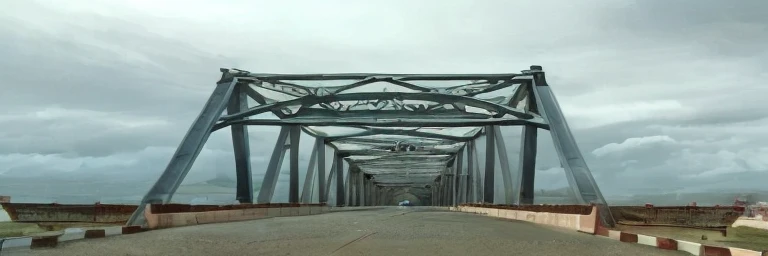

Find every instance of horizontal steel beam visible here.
[292,108,492,121]
[213,117,549,130]
[336,149,458,156]
[219,92,534,121]
[220,68,522,81]
[325,128,479,142]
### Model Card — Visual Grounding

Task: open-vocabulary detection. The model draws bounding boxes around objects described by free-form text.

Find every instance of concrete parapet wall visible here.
[454,205,597,234]
[453,205,766,256]
[0,203,333,252]
[1,200,137,223]
[732,217,768,231]
[144,204,330,229]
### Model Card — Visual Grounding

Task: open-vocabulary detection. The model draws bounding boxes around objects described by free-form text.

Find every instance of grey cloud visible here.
[599,0,768,58]
[1,0,766,204]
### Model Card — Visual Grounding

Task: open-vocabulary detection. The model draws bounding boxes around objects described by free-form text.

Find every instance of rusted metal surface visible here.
[149,203,326,214]
[611,206,741,228]
[460,203,594,215]
[1,203,138,223]
[2,202,329,223]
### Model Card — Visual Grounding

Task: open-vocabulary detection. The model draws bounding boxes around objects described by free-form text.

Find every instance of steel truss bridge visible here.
[126,65,615,227]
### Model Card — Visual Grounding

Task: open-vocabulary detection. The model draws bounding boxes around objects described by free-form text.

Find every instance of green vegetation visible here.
[718,226,768,251]
[0,222,46,238]
[616,224,768,251]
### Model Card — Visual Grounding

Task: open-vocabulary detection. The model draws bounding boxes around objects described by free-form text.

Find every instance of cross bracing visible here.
[126,65,616,228]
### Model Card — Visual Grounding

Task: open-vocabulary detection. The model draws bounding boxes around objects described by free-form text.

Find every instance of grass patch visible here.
[616,224,768,251]
[0,222,118,238]
[0,222,46,238]
[715,226,768,251]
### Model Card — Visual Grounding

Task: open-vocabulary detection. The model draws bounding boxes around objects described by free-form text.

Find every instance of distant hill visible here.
[204,172,237,188]
[535,187,575,197]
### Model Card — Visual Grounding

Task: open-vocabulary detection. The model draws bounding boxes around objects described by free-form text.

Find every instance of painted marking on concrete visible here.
[636,234,656,247]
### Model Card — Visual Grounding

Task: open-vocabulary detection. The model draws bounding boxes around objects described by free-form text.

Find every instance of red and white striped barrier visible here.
[452,205,767,256]
[0,225,145,253]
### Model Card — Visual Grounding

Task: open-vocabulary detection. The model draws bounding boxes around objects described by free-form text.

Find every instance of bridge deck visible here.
[19,207,685,256]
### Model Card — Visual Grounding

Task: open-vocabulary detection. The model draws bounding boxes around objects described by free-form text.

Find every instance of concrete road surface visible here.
[16,207,687,256]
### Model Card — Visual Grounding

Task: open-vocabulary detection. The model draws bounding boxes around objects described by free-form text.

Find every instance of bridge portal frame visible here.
[126,65,615,227]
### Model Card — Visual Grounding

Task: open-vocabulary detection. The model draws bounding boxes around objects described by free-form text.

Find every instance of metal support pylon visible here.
[256,127,290,204]
[300,142,318,203]
[529,66,615,227]
[454,147,464,206]
[126,80,238,226]
[228,83,254,204]
[517,125,538,205]
[493,126,515,205]
[483,126,496,204]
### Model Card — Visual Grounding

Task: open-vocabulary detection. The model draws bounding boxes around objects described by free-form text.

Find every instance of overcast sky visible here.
[0,0,766,203]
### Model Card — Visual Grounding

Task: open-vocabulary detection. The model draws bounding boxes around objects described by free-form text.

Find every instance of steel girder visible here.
[126,79,238,226]
[126,66,615,228]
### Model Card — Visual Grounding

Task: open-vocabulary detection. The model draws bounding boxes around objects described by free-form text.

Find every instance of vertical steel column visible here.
[444,176,450,206]
[357,172,364,206]
[317,140,327,203]
[530,65,615,227]
[127,80,237,226]
[335,155,345,207]
[256,128,290,203]
[436,181,442,206]
[466,141,475,202]
[288,126,301,203]
[228,83,254,204]
[367,180,373,206]
[470,140,483,202]
[300,144,318,203]
[326,155,337,202]
[345,166,352,206]
[442,180,448,206]
[347,169,353,206]
[484,126,496,204]
[448,175,453,206]
[368,180,373,206]
[433,181,438,206]
[371,182,381,206]
[518,125,538,205]
[350,171,357,206]
[454,147,464,205]
[437,179,443,206]
[493,126,515,205]
[370,181,375,206]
